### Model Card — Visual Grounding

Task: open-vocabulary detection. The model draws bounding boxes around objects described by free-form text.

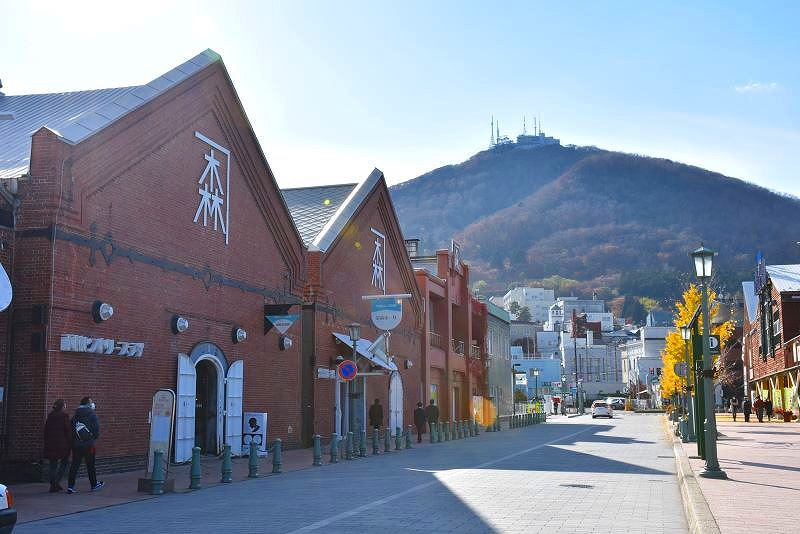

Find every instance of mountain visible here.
[390,143,800,302]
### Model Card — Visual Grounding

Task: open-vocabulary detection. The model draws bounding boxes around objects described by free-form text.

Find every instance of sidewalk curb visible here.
[665,419,721,534]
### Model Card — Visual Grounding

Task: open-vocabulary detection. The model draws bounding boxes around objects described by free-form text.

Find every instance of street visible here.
[19,414,687,534]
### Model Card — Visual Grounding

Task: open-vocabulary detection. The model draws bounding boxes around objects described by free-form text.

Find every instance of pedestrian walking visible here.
[754,397,764,423]
[730,397,739,422]
[743,396,752,423]
[765,398,773,422]
[553,398,560,415]
[424,399,439,434]
[67,397,104,493]
[43,399,72,493]
[368,398,383,431]
[413,402,427,443]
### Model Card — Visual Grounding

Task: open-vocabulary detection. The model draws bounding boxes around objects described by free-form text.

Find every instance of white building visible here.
[502,287,555,324]
[620,325,674,406]
[547,297,612,332]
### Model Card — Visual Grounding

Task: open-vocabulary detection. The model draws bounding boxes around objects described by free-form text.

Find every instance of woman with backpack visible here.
[43,399,72,492]
[67,397,104,493]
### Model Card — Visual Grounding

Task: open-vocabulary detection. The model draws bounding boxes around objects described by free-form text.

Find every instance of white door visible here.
[389,372,403,432]
[175,354,197,462]
[225,360,244,456]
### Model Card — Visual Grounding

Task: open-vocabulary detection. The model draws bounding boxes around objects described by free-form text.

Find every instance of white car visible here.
[0,484,15,533]
[591,401,613,419]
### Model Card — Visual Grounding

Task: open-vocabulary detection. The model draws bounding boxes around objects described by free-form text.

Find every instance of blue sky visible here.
[3,1,798,195]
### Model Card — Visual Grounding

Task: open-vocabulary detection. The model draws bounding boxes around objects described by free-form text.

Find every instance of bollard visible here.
[486,421,493,432]
[430,422,436,444]
[495,418,501,432]
[346,432,354,460]
[221,444,233,483]
[151,449,165,495]
[384,428,392,453]
[444,421,450,441]
[437,422,443,442]
[463,420,469,437]
[313,434,322,467]
[330,433,339,463]
[405,425,413,449]
[272,439,283,474]
[456,421,461,439]
[474,419,479,435]
[460,420,465,438]
[372,428,380,455]
[395,427,402,451]
[249,441,260,478]
[468,419,473,437]
[359,431,368,457]
[190,446,202,489]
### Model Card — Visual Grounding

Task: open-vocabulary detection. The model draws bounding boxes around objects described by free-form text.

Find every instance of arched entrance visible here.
[195,358,221,454]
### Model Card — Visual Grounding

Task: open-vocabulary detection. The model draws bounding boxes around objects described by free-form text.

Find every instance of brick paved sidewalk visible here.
[10,426,483,524]
[679,415,800,533]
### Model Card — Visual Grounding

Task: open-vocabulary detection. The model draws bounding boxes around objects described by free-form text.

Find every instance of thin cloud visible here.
[735,81,779,93]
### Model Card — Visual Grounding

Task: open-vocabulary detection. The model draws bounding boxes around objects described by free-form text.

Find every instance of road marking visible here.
[285,426,595,533]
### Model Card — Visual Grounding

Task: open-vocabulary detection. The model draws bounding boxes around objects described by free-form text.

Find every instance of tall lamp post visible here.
[680,325,696,442]
[348,322,361,437]
[533,368,540,401]
[690,245,727,479]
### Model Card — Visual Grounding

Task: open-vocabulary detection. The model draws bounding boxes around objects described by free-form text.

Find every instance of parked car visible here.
[0,484,16,533]
[591,401,613,419]
[606,397,626,411]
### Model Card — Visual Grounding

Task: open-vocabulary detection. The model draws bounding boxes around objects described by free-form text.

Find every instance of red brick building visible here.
[0,50,312,478]
[742,264,800,414]
[409,243,488,423]
[282,171,424,443]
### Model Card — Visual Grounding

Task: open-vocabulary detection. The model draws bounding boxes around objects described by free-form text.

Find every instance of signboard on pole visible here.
[265,314,299,334]
[337,360,358,381]
[146,389,175,476]
[370,298,402,331]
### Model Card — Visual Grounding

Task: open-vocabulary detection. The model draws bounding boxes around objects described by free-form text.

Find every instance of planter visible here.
[783,413,793,422]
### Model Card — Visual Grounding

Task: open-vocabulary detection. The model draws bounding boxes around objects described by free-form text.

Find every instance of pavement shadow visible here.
[735,460,800,473]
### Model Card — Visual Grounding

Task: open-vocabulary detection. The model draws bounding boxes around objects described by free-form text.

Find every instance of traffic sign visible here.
[623,386,630,394]
[337,360,357,381]
[708,335,720,355]
[674,362,687,377]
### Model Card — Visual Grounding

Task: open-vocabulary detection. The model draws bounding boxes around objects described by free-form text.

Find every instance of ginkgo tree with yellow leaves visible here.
[661,284,735,398]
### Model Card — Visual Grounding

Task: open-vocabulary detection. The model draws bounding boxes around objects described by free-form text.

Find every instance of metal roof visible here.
[0,49,220,180]
[742,281,757,324]
[281,183,357,246]
[766,264,800,293]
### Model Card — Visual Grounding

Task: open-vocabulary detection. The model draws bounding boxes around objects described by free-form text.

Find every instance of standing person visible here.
[730,397,739,422]
[552,397,560,416]
[743,396,752,423]
[754,396,764,423]
[765,398,773,422]
[424,399,439,434]
[413,402,427,443]
[43,399,72,493]
[67,397,104,493]
[368,398,383,431]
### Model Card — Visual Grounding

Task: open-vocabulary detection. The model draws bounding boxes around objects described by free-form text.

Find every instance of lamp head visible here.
[690,244,716,279]
[347,322,361,342]
[680,325,691,341]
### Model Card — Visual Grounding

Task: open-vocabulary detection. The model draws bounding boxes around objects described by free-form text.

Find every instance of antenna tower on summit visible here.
[523,116,527,135]
[490,115,495,147]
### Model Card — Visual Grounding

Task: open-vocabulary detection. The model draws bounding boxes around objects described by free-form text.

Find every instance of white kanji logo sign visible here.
[193,132,232,244]
[371,228,386,293]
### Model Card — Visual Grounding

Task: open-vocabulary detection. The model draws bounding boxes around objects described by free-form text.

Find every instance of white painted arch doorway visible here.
[389,371,403,433]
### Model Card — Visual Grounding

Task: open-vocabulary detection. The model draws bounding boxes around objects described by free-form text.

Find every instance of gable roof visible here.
[281,183,357,246]
[0,49,220,180]
[742,281,757,324]
[767,264,800,293]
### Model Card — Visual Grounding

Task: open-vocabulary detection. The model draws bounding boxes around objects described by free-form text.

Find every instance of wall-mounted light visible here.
[279,336,293,351]
[232,326,247,344]
[404,359,413,369]
[330,354,344,366]
[92,300,113,323]
[171,315,189,334]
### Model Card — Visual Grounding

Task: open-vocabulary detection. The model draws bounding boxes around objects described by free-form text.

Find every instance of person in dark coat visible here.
[742,396,752,423]
[67,397,104,493]
[730,397,739,422]
[43,399,72,492]
[424,399,439,434]
[754,397,764,422]
[765,398,773,421]
[413,402,427,443]
[368,398,383,430]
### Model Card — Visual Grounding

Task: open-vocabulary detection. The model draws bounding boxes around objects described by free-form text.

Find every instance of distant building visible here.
[502,286,555,323]
[489,116,560,151]
[547,297,612,332]
[485,301,512,418]
[620,324,674,407]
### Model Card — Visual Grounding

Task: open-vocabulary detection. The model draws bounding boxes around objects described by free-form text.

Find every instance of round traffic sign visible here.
[337,360,357,381]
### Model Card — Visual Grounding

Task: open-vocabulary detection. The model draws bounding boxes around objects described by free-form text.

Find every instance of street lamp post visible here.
[347,322,361,437]
[561,374,567,415]
[680,325,696,442]
[533,368,539,401]
[690,245,727,479]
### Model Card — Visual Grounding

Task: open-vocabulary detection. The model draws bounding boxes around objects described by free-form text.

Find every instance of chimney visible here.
[405,238,420,258]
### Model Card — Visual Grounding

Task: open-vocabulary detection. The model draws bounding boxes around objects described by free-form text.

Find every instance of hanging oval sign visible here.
[0,263,11,312]
[337,359,358,381]
[370,298,402,331]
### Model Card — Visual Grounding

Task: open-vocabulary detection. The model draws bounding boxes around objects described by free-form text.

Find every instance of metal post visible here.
[359,430,367,457]
[405,425,413,449]
[372,428,380,454]
[151,449,165,495]
[272,439,283,474]
[249,441,260,477]
[221,444,232,483]
[330,433,339,463]
[474,419,479,435]
[430,422,436,444]
[437,421,443,442]
[346,432,354,460]
[395,427,402,450]
[384,428,391,453]
[190,446,202,489]
[699,283,726,479]
[313,435,322,467]
[683,338,696,442]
